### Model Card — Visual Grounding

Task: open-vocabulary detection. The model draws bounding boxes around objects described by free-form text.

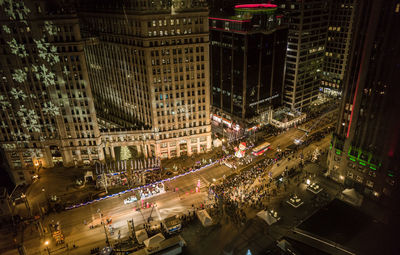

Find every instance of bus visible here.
[252,142,271,156]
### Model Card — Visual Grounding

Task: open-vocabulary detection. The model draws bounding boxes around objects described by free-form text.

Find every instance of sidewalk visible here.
[161,147,224,171]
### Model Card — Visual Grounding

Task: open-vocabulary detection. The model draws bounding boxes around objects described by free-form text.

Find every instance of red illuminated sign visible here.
[235,4,278,9]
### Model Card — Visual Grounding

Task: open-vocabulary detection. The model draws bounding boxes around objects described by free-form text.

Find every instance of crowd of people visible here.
[210,148,304,226]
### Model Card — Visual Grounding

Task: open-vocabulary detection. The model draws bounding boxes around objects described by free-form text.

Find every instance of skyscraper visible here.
[210,4,287,126]
[321,0,356,96]
[78,0,212,159]
[278,0,329,111]
[327,0,400,201]
[0,0,102,183]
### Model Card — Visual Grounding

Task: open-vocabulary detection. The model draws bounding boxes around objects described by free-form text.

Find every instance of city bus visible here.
[252,142,271,156]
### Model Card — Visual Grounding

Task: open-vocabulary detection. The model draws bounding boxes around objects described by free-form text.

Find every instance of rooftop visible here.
[298,199,399,255]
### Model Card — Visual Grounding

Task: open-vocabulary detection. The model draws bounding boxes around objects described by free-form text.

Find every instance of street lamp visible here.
[21,193,31,217]
[98,209,109,246]
[44,240,50,255]
[42,187,48,204]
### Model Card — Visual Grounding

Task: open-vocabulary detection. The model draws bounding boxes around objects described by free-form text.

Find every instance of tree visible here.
[120,146,132,161]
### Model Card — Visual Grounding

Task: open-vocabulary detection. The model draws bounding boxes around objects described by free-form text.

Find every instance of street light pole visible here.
[98,208,109,246]
[102,171,108,194]
[41,188,47,204]
[103,222,110,246]
[21,194,31,217]
[44,241,50,255]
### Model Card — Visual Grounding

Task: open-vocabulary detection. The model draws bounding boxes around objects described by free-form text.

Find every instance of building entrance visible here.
[50,145,62,165]
[179,142,187,154]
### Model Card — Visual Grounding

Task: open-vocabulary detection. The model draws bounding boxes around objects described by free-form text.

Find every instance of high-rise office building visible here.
[321,0,356,95]
[277,0,329,111]
[78,0,212,159]
[0,0,102,183]
[327,0,400,201]
[208,0,235,15]
[210,4,287,126]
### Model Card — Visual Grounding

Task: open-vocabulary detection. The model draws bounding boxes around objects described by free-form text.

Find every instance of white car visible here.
[124,196,137,204]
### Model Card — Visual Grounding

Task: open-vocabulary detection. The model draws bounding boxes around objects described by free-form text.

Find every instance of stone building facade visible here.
[78,0,212,159]
[0,0,212,185]
[0,1,102,180]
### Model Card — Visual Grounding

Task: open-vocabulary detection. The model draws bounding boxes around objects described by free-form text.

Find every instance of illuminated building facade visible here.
[321,0,356,95]
[327,0,400,201]
[0,0,102,183]
[277,0,329,111]
[78,0,212,159]
[210,4,287,126]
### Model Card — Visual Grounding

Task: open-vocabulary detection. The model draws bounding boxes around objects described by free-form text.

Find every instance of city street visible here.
[0,1,396,255]
[3,119,335,255]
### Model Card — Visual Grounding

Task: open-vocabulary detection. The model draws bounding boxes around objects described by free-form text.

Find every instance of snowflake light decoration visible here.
[2,0,30,23]
[7,38,28,57]
[35,38,59,65]
[32,64,56,87]
[12,69,27,83]
[20,109,41,132]
[43,101,60,116]
[0,0,78,149]
[27,148,43,157]
[10,88,27,100]
[0,94,11,108]
[2,24,11,34]
[2,143,16,150]
[44,21,58,36]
